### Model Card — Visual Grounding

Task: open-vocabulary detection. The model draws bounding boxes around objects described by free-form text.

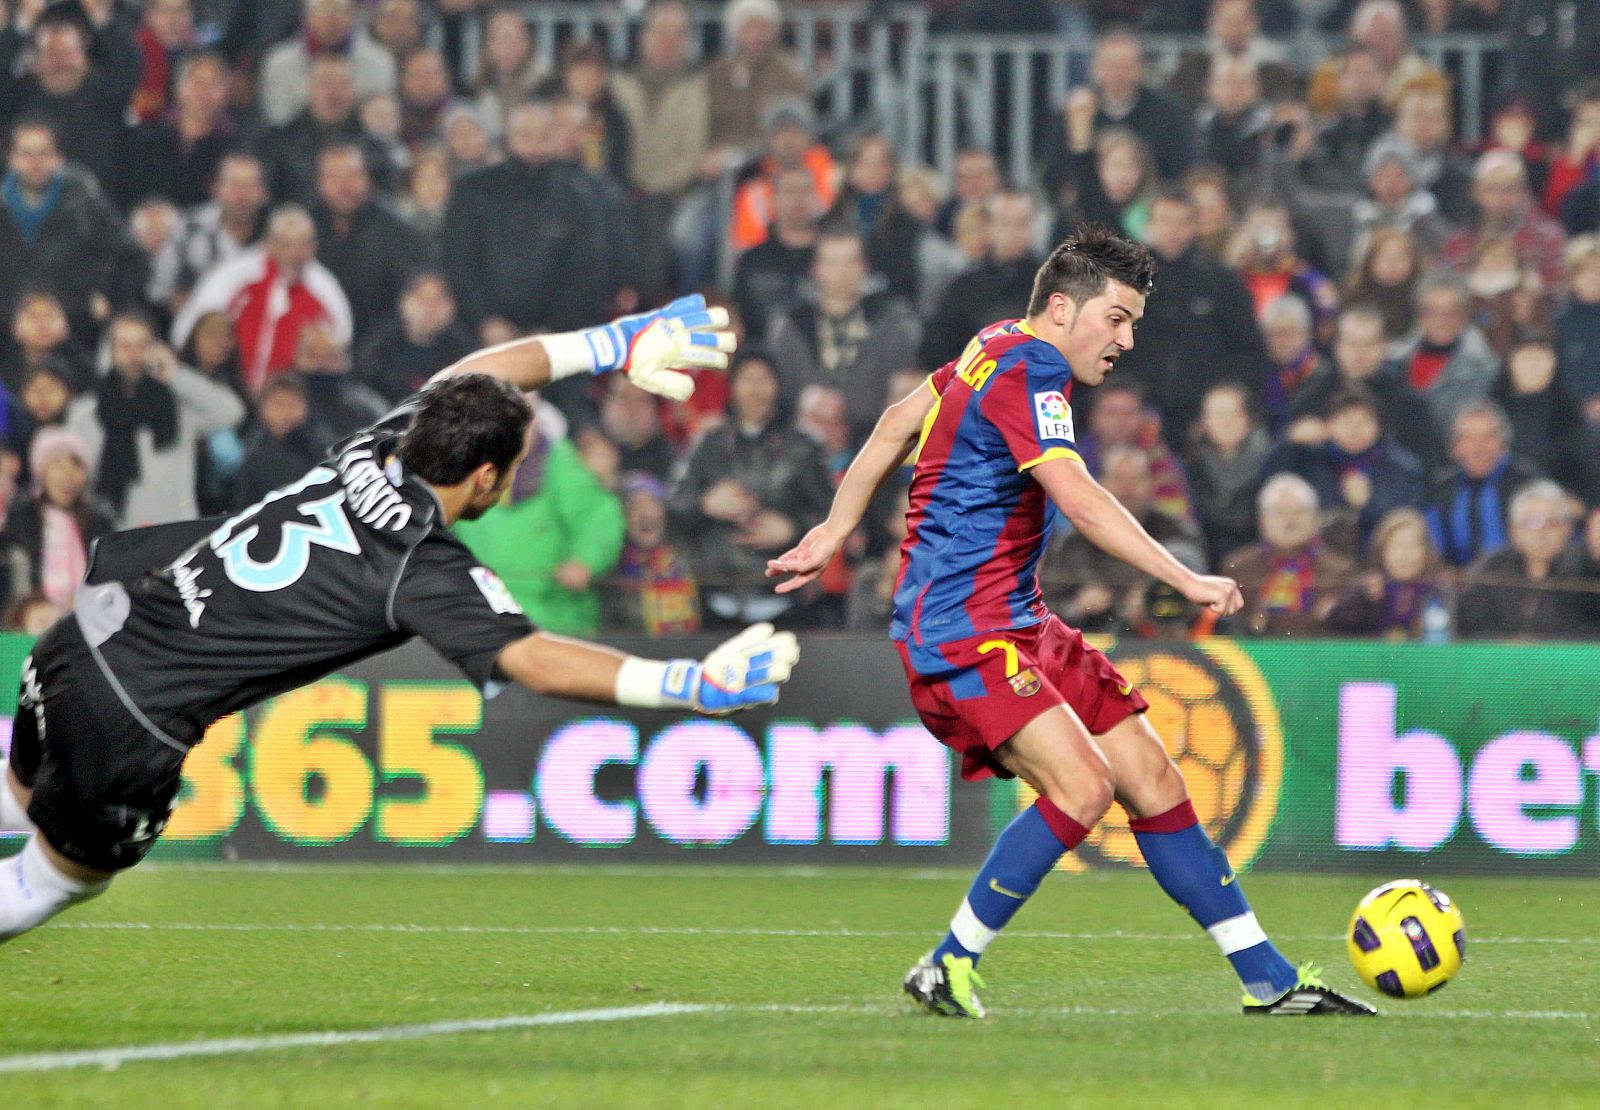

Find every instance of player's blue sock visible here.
[1131,800,1297,1001]
[931,798,1089,967]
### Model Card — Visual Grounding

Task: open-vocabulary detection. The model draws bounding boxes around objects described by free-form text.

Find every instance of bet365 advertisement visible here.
[0,632,1595,872]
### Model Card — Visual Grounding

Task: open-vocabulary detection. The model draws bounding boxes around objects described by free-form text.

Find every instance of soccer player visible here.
[0,296,799,942]
[768,227,1372,1017]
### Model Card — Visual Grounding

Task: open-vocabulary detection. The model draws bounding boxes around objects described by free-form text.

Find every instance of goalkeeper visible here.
[0,296,798,941]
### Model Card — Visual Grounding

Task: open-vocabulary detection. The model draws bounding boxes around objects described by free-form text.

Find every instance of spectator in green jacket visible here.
[452,416,625,635]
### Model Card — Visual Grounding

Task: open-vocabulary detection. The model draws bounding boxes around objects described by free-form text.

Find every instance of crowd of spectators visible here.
[2,0,1600,643]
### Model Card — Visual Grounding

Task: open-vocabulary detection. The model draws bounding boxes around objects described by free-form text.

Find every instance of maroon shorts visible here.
[895,615,1148,782]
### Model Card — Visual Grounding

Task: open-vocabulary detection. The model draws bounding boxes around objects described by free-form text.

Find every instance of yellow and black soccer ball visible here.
[1347,880,1465,999]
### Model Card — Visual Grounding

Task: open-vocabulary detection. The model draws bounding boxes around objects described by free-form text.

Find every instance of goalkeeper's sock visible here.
[0,762,31,830]
[1131,800,1297,1002]
[930,798,1087,968]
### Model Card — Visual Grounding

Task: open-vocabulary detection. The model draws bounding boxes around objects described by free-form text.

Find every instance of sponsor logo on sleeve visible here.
[1033,390,1075,442]
[470,566,524,615]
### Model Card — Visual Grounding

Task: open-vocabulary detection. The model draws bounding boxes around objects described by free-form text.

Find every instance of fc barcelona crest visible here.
[1008,668,1041,697]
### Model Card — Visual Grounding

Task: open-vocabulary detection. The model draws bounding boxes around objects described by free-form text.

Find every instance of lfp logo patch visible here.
[1033,391,1074,442]
[470,566,524,615]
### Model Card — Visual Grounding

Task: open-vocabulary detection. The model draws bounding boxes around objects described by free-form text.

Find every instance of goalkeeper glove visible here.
[547,295,735,402]
[614,623,800,715]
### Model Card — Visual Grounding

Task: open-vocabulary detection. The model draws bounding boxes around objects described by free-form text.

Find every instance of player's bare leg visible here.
[906,705,1114,1017]
[0,763,113,943]
[1095,714,1374,1014]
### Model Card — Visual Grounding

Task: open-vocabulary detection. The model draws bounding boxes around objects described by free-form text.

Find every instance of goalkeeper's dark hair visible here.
[1027,223,1157,316]
[397,373,533,485]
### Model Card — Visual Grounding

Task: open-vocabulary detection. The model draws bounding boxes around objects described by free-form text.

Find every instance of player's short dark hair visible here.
[1027,223,1157,316]
[397,373,533,485]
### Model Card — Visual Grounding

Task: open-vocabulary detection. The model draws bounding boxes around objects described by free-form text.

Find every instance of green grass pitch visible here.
[0,865,1594,1108]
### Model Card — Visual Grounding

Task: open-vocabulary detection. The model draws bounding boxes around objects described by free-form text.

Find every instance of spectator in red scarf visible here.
[1222,472,1355,635]
[129,0,196,124]
[1324,506,1449,638]
[602,473,702,635]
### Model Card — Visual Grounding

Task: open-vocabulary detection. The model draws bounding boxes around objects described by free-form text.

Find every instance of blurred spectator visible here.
[597,377,675,483]
[1222,472,1355,635]
[473,5,542,136]
[668,351,833,628]
[913,183,987,318]
[1350,136,1453,263]
[1260,294,1330,433]
[173,204,353,396]
[611,0,708,305]
[442,104,495,176]
[1324,506,1449,637]
[397,146,450,246]
[534,40,630,185]
[312,143,429,340]
[1185,380,1270,567]
[0,118,145,347]
[124,52,240,210]
[179,308,248,515]
[1306,46,1392,195]
[1441,150,1567,291]
[0,3,141,198]
[1556,235,1600,420]
[3,289,90,394]
[1464,234,1550,359]
[1124,188,1268,451]
[1481,94,1551,198]
[1424,399,1541,567]
[442,99,617,335]
[1343,226,1423,343]
[0,426,111,616]
[1389,83,1474,225]
[936,147,1001,237]
[823,134,922,304]
[369,0,428,70]
[1078,379,1194,523]
[355,269,473,404]
[1295,304,1439,467]
[795,383,853,478]
[128,197,182,322]
[229,372,319,509]
[5,361,74,485]
[396,47,456,151]
[733,165,818,345]
[766,230,921,441]
[1192,57,1273,178]
[68,312,244,527]
[704,0,807,168]
[1457,479,1598,639]
[919,191,1041,369]
[549,96,634,314]
[845,478,910,632]
[454,415,626,636]
[129,0,197,124]
[290,324,386,449]
[1052,124,1157,242]
[262,55,396,206]
[729,97,835,255]
[1391,274,1499,441]
[1166,0,1297,108]
[259,0,397,128]
[602,472,701,635]
[1039,444,1205,633]
[1230,201,1339,345]
[1043,28,1194,189]
[1491,334,1600,502]
[1503,0,1600,141]
[151,151,267,307]
[1544,83,1600,217]
[1314,1,1445,110]
[1264,384,1427,553]
[360,90,411,178]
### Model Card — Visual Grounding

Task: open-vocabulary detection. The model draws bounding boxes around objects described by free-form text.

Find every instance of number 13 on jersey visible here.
[209,466,362,592]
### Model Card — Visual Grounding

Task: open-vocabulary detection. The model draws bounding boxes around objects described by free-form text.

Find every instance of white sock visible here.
[0,761,32,831]
[0,836,110,941]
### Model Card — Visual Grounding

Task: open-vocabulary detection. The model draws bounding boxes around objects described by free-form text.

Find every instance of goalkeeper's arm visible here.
[432,295,735,401]
[495,623,799,716]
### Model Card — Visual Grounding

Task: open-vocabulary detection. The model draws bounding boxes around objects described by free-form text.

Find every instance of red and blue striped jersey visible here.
[891,319,1082,664]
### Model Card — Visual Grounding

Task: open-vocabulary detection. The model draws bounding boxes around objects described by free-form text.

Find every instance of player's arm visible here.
[432,295,735,401]
[495,623,799,716]
[1030,456,1244,615]
[765,380,935,593]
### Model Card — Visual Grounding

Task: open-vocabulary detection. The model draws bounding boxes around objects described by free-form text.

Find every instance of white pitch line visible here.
[0,1002,710,1074]
[1,998,1590,1074]
[49,921,1600,945]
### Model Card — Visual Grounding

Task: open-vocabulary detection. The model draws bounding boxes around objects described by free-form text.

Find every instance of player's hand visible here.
[1182,573,1244,616]
[765,523,845,594]
[675,623,800,715]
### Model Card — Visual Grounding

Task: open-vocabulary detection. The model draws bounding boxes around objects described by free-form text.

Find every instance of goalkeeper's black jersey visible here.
[76,397,535,750]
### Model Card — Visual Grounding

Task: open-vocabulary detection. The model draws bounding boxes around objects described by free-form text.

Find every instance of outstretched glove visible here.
[614,623,800,715]
[574,295,735,402]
